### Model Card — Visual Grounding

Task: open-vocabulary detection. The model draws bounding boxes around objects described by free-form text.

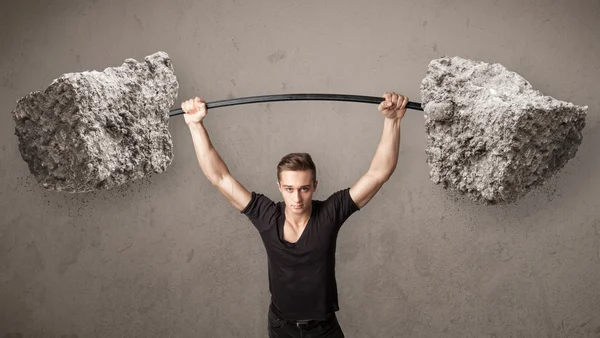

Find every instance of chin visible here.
[289,205,304,212]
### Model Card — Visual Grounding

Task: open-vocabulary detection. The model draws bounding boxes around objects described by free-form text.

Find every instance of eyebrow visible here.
[282,185,311,188]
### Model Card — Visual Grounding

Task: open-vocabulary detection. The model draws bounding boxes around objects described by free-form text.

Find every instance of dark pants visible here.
[267,302,345,338]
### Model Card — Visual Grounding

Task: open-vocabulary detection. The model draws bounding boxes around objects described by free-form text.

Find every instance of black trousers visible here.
[267,301,345,338]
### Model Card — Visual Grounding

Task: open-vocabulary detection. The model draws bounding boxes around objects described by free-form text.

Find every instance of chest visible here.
[283,220,306,244]
[265,213,338,259]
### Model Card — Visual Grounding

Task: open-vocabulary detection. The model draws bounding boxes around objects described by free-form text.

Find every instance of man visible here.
[181,92,408,337]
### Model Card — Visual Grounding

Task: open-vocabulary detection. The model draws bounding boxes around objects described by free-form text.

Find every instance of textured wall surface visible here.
[1,0,599,337]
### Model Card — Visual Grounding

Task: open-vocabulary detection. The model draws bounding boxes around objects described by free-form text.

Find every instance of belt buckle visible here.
[296,320,311,328]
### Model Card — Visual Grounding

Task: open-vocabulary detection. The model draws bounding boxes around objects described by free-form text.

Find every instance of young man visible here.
[181,92,408,337]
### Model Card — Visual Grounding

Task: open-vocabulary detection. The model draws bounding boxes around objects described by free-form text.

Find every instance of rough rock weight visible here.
[12,51,178,193]
[421,56,588,204]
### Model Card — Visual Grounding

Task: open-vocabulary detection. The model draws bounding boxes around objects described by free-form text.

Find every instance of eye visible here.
[286,188,293,192]
[302,188,309,191]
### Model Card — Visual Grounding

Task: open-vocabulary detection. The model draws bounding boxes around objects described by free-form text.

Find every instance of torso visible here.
[244,188,358,320]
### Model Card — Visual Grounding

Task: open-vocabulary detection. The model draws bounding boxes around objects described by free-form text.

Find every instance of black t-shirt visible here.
[241,188,359,320]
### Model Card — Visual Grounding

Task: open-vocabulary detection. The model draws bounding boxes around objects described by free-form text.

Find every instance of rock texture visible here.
[421,56,587,204]
[12,51,178,193]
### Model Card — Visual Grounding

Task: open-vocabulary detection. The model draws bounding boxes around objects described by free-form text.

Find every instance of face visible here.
[277,170,318,214]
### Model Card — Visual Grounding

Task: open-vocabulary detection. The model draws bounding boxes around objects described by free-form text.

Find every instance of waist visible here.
[270,299,334,323]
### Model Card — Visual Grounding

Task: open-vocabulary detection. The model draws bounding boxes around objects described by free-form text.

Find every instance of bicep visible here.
[215,174,252,211]
[349,171,385,209]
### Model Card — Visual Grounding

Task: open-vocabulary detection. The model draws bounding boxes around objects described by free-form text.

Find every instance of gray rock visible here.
[420,56,587,204]
[12,51,178,193]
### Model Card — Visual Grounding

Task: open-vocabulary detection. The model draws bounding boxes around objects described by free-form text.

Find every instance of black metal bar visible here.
[168,93,423,117]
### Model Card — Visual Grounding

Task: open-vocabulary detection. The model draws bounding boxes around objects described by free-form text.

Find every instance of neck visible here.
[284,204,312,226]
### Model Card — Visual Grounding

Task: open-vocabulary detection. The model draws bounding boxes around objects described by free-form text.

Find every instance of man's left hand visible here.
[378,92,408,120]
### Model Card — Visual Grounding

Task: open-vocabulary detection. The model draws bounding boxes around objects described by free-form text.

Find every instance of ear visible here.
[313,180,318,191]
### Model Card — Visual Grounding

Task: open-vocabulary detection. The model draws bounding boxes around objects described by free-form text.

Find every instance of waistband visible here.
[269,300,334,325]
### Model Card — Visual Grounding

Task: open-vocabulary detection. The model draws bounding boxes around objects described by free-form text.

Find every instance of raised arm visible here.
[349,92,408,209]
[182,97,251,211]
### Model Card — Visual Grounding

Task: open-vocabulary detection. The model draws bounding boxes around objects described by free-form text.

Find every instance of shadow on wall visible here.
[432,108,599,227]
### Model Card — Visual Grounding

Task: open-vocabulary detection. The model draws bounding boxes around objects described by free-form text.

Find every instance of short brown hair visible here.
[277,153,317,182]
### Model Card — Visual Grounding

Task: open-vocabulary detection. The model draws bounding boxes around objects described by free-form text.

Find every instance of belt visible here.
[269,301,332,329]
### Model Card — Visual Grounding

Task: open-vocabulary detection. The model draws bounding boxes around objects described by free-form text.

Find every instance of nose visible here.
[293,191,301,203]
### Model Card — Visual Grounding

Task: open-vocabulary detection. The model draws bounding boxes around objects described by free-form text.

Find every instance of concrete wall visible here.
[1,0,598,337]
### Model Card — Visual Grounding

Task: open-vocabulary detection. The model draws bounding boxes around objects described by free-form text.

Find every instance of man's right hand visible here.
[181,97,207,125]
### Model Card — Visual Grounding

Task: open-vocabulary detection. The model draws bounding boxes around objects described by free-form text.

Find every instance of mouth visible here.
[291,204,303,209]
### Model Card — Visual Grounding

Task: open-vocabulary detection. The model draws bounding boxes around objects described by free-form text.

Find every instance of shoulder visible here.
[310,188,359,229]
[241,192,285,232]
[240,192,283,217]
[314,188,359,212]
[326,188,357,204]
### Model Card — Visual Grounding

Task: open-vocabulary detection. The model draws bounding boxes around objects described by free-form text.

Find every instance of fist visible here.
[378,92,408,120]
[181,97,207,125]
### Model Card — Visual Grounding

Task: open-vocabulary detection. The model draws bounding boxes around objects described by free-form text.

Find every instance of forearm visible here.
[368,118,402,181]
[187,122,231,184]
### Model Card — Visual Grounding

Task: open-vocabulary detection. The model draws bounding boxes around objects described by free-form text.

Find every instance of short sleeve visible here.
[241,192,279,233]
[321,188,360,229]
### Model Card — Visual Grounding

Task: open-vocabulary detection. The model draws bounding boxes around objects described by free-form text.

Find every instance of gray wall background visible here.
[1,0,599,337]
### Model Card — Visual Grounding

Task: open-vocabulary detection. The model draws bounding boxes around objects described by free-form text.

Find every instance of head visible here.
[276,153,318,214]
